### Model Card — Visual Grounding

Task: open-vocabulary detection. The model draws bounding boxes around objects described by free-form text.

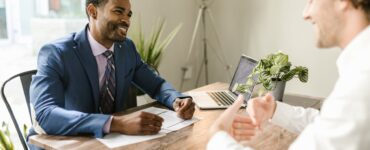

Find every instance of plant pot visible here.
[272,81,286,102]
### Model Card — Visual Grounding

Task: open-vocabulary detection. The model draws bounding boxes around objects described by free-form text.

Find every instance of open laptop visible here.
[188,55,258,109]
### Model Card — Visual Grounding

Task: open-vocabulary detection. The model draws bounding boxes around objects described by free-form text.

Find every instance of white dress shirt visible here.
[207,25,370,150]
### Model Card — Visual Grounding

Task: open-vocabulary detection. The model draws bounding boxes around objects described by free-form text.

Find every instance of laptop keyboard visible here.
[207,91,235,106]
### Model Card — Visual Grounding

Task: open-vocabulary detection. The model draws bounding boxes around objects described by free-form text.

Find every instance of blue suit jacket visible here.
[30,25,187,138]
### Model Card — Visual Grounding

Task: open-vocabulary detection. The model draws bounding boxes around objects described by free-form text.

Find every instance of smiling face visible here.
[87,0,132,48]
[303,0,342,48]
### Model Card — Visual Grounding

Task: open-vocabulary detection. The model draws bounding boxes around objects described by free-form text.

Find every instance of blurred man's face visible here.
[95,0,132,43]
[303,0,342,48]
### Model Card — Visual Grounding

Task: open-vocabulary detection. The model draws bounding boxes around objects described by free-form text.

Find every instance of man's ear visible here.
[338,0,355,11]
[87,3,98,19]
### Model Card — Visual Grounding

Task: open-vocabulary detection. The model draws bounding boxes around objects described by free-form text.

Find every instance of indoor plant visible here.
[128,18,182,95]
[234,51,308,101]
[0,121,28,150]
[0,121,14,150]
[129,18,182,71]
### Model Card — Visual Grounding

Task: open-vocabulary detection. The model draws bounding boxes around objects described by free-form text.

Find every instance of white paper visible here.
[97,132,166,149]
[97,107,200,148]
[142,107,200,132]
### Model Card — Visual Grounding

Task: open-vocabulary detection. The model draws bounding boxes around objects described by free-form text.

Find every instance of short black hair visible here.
[85,0,108,19]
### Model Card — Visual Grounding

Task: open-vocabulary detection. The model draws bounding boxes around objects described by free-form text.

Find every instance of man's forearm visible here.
[270,102,320,133]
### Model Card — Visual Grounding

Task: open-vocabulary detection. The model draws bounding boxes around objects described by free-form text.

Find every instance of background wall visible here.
[130,0,200,91]
[209,0,340,98]
[131,0,340,98]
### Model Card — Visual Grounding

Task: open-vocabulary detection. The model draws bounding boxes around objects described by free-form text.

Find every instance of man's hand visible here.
[246,93,277,128]
[110,111,164,135]
[231,114,256,141]
[173,98,195,120]
[209,95,256,140]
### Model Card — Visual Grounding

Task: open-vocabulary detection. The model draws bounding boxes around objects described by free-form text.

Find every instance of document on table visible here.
[97,107,200,148]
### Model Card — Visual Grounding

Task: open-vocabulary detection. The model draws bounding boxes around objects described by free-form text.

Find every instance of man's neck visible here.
[338,11,370,49]
[88,24,114,49]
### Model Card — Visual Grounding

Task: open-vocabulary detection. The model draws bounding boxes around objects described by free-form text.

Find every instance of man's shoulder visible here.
[45,32,77,49]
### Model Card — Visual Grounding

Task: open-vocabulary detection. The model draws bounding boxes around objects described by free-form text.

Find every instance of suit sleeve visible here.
[30,44,110,138]
[127,40,190,109]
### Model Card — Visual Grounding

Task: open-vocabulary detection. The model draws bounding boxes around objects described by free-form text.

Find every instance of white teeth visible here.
[119,27,126,32]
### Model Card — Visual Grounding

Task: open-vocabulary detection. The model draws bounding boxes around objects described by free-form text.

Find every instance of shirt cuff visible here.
[207,131,253,150]
[103,116,113,133]
[270,101,293,129]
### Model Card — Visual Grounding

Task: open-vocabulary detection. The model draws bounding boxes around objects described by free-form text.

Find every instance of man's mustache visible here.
[113,22,129,30]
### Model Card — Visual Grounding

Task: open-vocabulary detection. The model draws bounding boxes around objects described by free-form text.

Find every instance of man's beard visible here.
[107,21,129,42]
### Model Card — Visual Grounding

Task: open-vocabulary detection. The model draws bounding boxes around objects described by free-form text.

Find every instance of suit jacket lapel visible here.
[114,43,127,110]
[73,26,100,111]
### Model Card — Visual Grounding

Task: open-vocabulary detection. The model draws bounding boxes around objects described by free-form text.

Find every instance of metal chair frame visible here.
[1,70,37,150]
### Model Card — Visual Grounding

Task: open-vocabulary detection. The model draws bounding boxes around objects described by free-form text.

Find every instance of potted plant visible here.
[234,51,308,101]
[128,18,182,95]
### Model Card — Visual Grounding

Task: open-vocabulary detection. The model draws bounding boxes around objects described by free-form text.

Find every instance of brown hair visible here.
[350,0,370,20]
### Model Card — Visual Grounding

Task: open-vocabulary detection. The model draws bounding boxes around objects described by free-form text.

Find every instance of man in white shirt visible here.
[208,0,370,149]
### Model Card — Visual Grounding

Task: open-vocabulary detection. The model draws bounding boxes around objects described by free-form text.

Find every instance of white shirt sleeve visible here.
[207,131,254,150]
[271,72,370,149]
[288,73,370,150]
[271,101,320,133]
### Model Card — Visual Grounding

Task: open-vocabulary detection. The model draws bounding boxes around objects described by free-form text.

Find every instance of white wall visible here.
[132,0,340,98]
[130,0,200,91]
[205,0,340,98]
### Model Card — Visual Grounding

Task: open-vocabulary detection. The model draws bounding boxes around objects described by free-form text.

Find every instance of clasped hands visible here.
[209,93,277,142]
[110,98,195,135]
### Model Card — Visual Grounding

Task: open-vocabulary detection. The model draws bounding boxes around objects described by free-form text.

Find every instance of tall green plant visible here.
[0,122,14,150]
[234,51,308,95]
[129,18,182,70]
[0,121,28,150]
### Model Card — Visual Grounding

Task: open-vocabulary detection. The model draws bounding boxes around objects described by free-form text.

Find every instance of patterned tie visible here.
[100,50,116,114]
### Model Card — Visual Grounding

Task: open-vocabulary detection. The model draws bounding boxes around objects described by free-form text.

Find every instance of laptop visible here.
[188,55,258,109]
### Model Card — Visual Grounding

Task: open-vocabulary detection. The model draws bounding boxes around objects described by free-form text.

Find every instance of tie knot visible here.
[103,50,113,59]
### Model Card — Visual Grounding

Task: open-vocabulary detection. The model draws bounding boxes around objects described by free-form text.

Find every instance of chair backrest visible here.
[1,70,37,150]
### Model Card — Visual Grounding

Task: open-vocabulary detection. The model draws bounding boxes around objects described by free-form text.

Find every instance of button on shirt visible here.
[207,25,370,150]
[87,30,114,133]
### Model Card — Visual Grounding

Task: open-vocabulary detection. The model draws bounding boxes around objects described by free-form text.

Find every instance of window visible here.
[34,0,85,18]
[0,0,8,39]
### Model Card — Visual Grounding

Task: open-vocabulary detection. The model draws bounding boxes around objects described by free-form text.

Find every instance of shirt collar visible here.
[337,25,370,73]
[87,29,114,56]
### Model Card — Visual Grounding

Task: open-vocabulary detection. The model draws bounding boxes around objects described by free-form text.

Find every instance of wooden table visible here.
[29,82,322,150]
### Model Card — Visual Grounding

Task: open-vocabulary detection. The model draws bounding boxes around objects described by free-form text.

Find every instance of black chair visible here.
[1,70,37,150]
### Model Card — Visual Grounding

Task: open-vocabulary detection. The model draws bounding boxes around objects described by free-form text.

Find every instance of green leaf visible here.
[281,69,297,81]
[0,122,13,150]
[270,65,282,75]
[273,52,289,66]
[129,17,182,70]
[280,62,291,73]
[23,124,28,140]
[297,66,309,82]
[262,78,273,91]
[1,142,5,150]
[234,83,249,93]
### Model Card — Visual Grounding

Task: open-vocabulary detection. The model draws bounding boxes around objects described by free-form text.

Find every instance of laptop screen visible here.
[228,55,258,98]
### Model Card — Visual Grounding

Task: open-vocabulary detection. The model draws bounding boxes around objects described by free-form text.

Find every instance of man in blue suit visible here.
[29,0,195,142]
